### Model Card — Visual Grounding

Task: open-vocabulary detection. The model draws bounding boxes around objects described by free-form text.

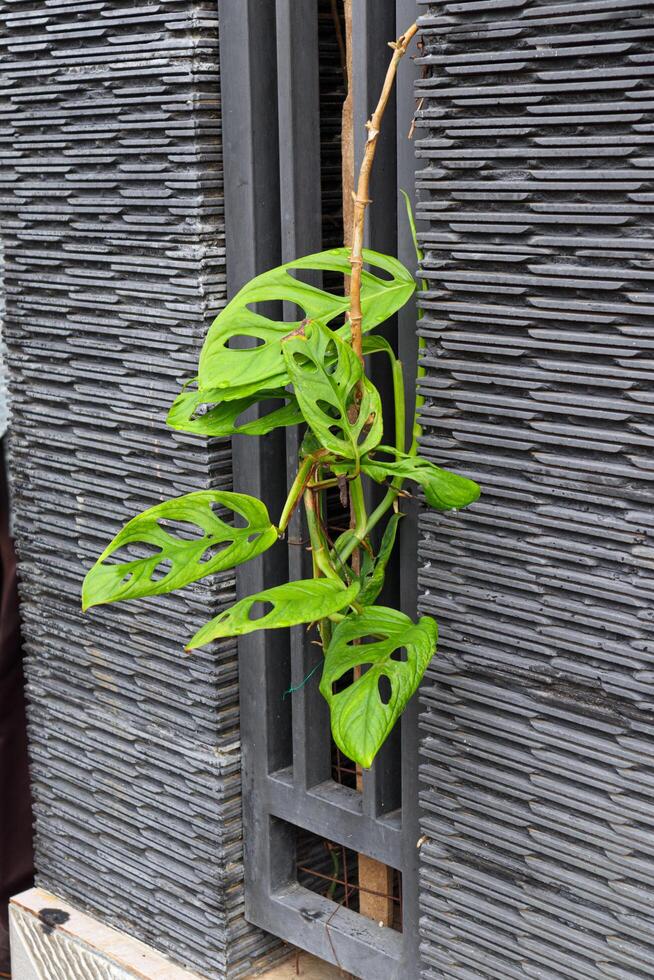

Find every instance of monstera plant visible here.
[82,24,480,768]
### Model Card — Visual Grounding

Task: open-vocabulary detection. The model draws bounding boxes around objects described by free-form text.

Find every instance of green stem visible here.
[409,343,425,457]
[308,475,350,491]
[304,489,343,583]
[364,337,406,456]
[330,365,406,569]
[336,484,401,567]
[278,454,313,534]
[400,188,426,458]
[391,354,406,455]
[349,476,367,544]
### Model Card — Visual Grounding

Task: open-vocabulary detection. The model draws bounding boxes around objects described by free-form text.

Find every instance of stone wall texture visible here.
[415,1,654,977]
[0,2,278,976]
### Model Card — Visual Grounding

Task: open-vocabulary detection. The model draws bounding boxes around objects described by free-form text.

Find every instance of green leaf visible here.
[197,248,415,395]
[320,607,437,768]
[400,189,427,454]
[82,491,278,610]
[361,334,395,358]
[330,527,360,571]
[358,513,403,605]
[399,189,424,267]
[361,447,481,510]
[300,427,321,458]
[187,578,360,649]
[166,381,303,437]
[283,321,383,461]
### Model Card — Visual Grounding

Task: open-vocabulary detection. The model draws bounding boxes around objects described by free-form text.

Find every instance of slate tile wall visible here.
[0,3,279,976]
[415,2,654,976]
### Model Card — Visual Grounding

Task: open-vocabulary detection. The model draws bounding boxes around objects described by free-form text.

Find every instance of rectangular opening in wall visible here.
[296,825,403,932]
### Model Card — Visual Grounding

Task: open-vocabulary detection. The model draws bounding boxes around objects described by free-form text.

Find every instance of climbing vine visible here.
[82,24,480,769]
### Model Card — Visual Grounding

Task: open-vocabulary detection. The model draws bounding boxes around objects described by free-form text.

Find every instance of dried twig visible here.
[348,23,418,364]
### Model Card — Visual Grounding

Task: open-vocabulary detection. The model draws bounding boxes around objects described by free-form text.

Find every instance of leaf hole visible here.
[357,416,376,445]
[247,531,261,544]
[378,674,393,705]
[373,450,396,465]
[348,636,378,648]
[282,302,308,322]
[331,677,346,697]
[286,267,322,288]
[228,332,266,348]
[199,542,230,563]
[346,395,361,422]
[248,600,274,621]
[331,664,372,697]
[157,519,205,541]
[150,558,173,582]
[191,400,220,420]
[324,339,338,370]
[316,399,340,421]
[364,260,394,282]
[326,311,348,330]
[103,541,161,564]
[390,647,407,663]
[292,351,318,372]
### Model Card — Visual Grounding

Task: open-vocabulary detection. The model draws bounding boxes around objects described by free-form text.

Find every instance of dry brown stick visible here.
[348,22,418,363]
[347,20,418,572]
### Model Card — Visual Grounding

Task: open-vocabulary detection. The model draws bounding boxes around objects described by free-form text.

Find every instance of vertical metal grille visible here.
[415,1,654,977]
[221,1,422,976]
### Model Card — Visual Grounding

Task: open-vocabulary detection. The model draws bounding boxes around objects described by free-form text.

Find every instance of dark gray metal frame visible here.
[219,2,420,976]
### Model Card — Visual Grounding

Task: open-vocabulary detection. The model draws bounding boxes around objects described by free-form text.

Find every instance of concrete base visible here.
[9,889,204,980]
[9,889,343,980]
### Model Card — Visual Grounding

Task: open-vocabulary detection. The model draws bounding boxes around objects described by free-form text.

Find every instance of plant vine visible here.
[82,24,480,769]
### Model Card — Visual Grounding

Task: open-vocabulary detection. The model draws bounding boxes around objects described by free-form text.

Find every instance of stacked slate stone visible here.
[0,246,6,437]
[0,2,280,977]
[415,1,654,977]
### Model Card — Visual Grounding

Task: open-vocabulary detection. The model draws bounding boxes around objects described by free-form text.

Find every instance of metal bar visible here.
[351,0,402,825]
[276,0,322,261]
[396,3,421,976]
[275,0,333,793]
[351,1,399,259]
[266,772,403,867]
[265,884,403,979]
[222,4,420,976]
[396,0,421,456]
[218,0,290,937]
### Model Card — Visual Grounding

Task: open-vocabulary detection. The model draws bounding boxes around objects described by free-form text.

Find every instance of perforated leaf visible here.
[362,447,481,510]
[167,381,303,437]
[197,248,415,396]
[82,491,278,610]
[187,579,360,650]
[283,321,383,461]
[320,607,437,768]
